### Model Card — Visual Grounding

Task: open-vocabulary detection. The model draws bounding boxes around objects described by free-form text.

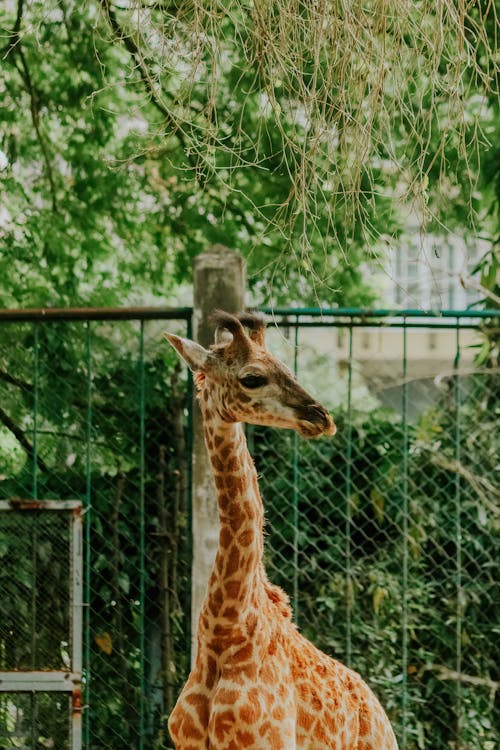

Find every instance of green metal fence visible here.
[0,308,193,750]
[0,307,498,750]
[254,308,499,750]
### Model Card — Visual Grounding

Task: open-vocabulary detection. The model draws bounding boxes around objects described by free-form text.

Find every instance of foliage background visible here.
[1,0,499,307]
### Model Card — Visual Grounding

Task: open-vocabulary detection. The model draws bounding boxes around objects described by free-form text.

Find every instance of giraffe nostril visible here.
[296,403,336,435]
[298,403,329,425]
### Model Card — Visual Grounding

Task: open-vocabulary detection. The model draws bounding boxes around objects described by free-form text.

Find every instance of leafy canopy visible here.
[0,0,499,306]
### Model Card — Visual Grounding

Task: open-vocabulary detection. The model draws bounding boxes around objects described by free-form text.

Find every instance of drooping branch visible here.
[112,1,179,13]
[429,452,500,512]
[98,0,500,275]
[99,0,257,230]
[99,0,190,153]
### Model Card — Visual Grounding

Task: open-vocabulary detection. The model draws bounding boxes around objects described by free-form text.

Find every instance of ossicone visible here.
[210,309,267,349]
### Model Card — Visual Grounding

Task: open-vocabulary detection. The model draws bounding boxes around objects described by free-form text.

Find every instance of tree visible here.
[2,1,498,307]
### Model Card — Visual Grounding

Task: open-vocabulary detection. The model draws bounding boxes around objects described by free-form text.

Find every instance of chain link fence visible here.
[0,310,193,750]
[252,309,499,750]
[0,307,498,750]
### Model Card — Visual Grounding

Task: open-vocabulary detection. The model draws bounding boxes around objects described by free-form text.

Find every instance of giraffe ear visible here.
[164,333,213,373]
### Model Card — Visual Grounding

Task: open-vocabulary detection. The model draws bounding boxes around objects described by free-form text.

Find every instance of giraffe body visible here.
[166,312,398,750]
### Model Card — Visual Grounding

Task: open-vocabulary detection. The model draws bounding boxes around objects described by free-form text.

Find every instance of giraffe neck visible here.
[201,398,266,621]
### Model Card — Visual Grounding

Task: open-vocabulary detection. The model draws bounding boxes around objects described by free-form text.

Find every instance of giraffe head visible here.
[165,310,336,438]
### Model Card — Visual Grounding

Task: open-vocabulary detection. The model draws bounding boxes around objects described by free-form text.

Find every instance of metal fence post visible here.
[191,245,246,660]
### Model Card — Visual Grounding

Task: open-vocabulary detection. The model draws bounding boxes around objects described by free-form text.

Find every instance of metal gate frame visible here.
[0,499,83,749]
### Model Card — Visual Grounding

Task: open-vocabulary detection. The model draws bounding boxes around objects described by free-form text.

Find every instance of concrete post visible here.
[191,245,246,659]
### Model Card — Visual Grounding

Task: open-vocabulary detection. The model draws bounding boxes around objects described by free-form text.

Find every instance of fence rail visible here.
[0,306,498,750]
[0,306,192,321]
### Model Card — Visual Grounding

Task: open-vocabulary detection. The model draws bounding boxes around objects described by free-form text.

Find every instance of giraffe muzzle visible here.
[296,403,337,438]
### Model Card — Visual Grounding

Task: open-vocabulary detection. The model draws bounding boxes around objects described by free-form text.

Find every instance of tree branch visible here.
[101,1,262,235]
[112,1,180,12]
[458,272,500,308]
[3,0,24,57]
[429,452,500,513]
[0,370,33,391]
[0,405,49,473]
[418,663,499,692]
[99,1,189,148]
[3,0,58,212]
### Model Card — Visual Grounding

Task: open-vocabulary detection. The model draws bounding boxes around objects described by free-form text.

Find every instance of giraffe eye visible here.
[239,374,268,389]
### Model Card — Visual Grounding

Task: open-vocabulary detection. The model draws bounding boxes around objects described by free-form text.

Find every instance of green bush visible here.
[252,374,498,750]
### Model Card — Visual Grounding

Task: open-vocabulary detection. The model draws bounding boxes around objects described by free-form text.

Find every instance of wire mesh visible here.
[0,312,192,750]
[0,509,70,671]
[0,693,71,750]
[251,311,499,750]
[0,308,498,750]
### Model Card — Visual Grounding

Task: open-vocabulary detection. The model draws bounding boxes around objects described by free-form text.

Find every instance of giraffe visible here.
[165,310,398,750]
